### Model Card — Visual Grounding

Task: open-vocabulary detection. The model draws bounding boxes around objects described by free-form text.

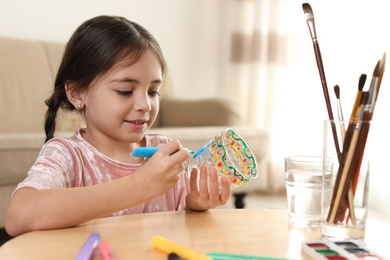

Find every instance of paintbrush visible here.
[347,61,383,191]
[368,53,386,109]
[376,52,386,100]
[335,92,370,224]
[334,85,346,142]
[350,74,367,124]
[342,55,386,222]
[339,74,366,181]
[302,3,341,162]
[334,84,352,222]
[131,147,194,158]
[367,61,381,114]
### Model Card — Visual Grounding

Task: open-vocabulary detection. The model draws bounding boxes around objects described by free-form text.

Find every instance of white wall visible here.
[0,0,222,98]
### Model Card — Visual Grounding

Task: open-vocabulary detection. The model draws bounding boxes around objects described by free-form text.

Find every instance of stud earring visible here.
[77,104,81,109]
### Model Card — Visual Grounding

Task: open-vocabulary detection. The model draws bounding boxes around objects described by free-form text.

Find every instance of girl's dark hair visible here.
[44,15,167,142]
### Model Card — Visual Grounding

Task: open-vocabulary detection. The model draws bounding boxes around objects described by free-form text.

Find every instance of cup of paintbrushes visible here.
[322,119,371,241]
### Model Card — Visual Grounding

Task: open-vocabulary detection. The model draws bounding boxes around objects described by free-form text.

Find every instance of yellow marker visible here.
[151,235,212,260]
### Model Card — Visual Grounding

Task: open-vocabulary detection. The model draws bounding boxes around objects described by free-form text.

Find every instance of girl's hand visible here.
[134,140,190,199]
[185,165,231,211]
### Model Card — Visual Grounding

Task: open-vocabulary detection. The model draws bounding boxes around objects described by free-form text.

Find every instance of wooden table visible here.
[0,209,387,259]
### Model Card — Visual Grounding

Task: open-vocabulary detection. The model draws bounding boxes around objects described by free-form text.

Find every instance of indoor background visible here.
[0,0,389,219]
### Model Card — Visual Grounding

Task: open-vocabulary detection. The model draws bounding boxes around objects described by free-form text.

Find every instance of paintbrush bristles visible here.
[358,74,367,91]
[302,3,317,41]
[376,53,386,102]
[334,85,340,99]
[334,84,346,142]
[373,61,380,77]
[302,3,313,15]
[378,52,386,76]
[350,74,366,124]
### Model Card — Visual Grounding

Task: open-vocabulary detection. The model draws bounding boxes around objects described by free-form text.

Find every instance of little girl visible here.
[5,15,231,237]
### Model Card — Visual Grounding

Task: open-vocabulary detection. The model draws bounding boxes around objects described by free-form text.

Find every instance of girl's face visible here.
[81,49,162,148]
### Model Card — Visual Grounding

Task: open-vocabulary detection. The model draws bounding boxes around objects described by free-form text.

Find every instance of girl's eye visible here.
[149,91,160,97]
[116,90,132,96]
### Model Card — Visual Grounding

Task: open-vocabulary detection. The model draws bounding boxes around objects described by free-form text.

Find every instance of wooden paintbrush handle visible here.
[312,42,341,161]
[326,122,355,223]
[330,128,359,224]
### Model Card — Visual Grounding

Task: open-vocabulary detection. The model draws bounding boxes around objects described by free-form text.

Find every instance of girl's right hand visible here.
[133,140,190,198]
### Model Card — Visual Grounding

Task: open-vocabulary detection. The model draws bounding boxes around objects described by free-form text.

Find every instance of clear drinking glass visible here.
[285,155,333,227]
[322,119,370,241]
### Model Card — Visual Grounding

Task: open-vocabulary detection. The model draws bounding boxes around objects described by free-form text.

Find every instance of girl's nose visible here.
[134,94,152,111]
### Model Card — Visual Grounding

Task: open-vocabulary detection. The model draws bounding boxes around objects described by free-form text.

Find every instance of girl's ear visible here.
[65,82,86,110]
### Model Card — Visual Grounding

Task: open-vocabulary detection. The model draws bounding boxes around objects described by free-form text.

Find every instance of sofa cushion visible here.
[159,97,243,127]
[0,133,45,186]
[0,132,74,186]
[38,41,65,78]
[0,37,55,133]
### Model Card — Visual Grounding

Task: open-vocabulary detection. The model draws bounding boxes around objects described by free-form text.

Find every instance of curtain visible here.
[219,0,316,193]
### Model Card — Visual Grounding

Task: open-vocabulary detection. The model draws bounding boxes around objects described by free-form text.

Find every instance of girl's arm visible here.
[185,166,231,211]
[5,141,190,237]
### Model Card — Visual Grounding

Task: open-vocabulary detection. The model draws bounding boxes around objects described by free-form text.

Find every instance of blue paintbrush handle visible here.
[131,147,194,158]
[131,147,159,157]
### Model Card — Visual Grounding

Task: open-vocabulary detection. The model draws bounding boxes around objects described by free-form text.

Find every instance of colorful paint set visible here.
[301,240,383,260]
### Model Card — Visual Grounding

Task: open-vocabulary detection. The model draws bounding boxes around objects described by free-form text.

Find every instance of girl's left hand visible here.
[185,165,231,211]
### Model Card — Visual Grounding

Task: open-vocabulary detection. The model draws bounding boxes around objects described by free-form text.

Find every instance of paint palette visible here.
[301,240,383,260]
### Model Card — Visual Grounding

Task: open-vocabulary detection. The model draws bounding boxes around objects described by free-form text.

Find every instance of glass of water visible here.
[285,155,333,227]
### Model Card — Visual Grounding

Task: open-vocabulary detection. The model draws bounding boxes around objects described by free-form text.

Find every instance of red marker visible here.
[98,240,116,260]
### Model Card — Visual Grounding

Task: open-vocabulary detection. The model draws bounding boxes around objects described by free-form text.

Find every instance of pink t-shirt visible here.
[14,128,190,216]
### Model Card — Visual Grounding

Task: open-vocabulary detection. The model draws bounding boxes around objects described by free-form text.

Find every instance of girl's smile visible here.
[124,119,148,129]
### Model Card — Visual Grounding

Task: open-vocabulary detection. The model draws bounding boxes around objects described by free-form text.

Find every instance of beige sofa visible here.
[0,36,269,228]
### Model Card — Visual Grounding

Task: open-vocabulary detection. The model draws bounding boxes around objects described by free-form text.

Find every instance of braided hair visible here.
[44,15,167,142]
